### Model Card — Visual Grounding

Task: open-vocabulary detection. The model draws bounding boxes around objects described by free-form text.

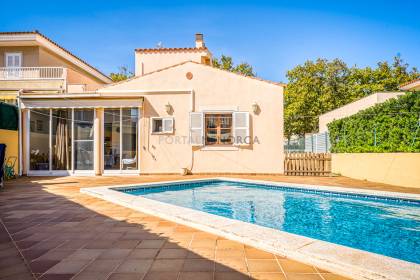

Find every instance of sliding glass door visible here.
[104,108,138,172]
[52,109,72,170]
[73,109,94,171]
[30,109,50,171]
[28,108,93,174]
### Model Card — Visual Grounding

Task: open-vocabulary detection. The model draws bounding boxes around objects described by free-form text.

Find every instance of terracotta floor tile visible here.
[247,259,282,273]
[217,240,245,250]
[113,240,140,249]
[45,259,89,274]
[277,259,317,274]
[98,248,132,259]
[82,259,121,272]
[284,273,323,280]
[190,238,217,249]
[150,259,185,272]
[128,248,159,259]
[321,273,353,280]
[245,247,275,259]
[29,259,60,273]
[36,249,76,260]
[72,271,110,280]
[39,273,74,280]
[215,271,250,280]
[215,257,248,272]
[107,273,145,280]
[250,272,286,280]
[182,259,214,272]
[116,259,153,273]
[136,239,165,249]
[179,271,213,280]
[216,249,245,258]
[187,248,215,260]
[143,271,180,280]
[66,249,105,260]
[157,248,189,259]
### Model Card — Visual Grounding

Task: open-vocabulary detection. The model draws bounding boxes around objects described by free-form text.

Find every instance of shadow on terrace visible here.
[0,176,350,280]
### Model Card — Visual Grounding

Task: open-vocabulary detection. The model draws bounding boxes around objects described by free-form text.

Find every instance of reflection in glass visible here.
[52,109,72,170]
[30,109,50,170]
[74,109,94,170]
[104,109,120,170]
[121,108,138,170]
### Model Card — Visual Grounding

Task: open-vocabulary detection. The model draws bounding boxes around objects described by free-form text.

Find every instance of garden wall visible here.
[332,153,420,189]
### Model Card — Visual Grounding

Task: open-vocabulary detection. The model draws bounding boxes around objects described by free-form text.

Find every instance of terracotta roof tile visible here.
[400,77,420,88]
[0,30,112,83]
[135,47,209,53]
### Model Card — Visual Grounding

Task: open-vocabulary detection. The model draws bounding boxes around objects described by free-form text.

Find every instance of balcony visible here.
[0,67,67,92]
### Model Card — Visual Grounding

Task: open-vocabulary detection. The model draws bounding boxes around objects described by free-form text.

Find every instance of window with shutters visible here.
[205,114,233,145]
[151,117,174,134]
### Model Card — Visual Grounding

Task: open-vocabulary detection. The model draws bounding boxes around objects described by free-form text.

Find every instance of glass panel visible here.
[52,109,72,170]
[152,119,163,133]
[220,129,233,144]
[74,109,94,140]
[30,109,50,170]
[122,108,138,170]
[205,114,233,145]
[74,141,93,170]
[104,109,120,170]
[74,109,94,170]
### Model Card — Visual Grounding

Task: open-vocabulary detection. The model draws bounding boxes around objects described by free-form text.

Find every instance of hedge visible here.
[328,92,420,153]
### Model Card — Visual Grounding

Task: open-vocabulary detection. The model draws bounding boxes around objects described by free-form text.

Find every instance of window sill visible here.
[151,132,173,135]
[200,146,239,151]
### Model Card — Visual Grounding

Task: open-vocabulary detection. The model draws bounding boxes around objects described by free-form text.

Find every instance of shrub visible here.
[328,92,420,153]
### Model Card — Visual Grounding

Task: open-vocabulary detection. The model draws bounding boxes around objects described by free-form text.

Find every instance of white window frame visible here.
[5,52,22,68]
[102,107,140,174]
[150,117,174,134]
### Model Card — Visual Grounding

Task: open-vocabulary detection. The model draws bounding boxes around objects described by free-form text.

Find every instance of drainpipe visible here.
[17,89,23,176]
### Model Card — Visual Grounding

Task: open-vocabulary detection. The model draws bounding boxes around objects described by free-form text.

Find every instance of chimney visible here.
[195,33,205,48]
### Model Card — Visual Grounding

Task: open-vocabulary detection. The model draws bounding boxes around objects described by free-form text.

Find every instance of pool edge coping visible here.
[80,177,420,280]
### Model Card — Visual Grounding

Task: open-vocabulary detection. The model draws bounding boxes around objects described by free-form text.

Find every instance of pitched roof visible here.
[0,31,112,83]
[399,78,420,90]
[100,60,285,91]
[135,47,209,53]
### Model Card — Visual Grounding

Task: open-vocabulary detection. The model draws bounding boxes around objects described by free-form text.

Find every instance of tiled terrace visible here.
[0,175,415,280]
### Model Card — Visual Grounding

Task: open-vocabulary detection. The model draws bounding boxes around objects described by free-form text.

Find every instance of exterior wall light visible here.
[252,102,259,114]
[165,103,173,114]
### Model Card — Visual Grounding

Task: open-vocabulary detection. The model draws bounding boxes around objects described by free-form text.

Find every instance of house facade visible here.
[13,32,285,176]
[0,31,112,175]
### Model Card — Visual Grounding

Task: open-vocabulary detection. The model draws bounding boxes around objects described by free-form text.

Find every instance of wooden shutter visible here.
[233,111,250,145]
[163,117,174,133]
[190,112,204,146]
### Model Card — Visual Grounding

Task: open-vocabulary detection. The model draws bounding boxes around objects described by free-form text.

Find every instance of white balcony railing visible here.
[0,67,67,80]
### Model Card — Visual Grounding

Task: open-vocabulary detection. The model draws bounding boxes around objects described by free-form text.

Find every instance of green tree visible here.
[110,66,134,82]
[284,56,419,138]
[212,55,255,77]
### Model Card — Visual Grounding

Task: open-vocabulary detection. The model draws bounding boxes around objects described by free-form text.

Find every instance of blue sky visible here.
[3,0,419,82]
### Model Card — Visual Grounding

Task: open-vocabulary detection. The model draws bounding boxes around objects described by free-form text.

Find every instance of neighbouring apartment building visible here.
[1,31,285,176]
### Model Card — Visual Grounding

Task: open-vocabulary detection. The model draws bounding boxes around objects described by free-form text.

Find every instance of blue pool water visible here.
[118,180,420,264]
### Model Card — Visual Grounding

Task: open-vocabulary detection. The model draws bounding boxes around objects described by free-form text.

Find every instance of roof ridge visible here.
[400,77,420,87]
[100,60,285,90]
[187,61,286,86]
[0,31,112,83]
[135,47,209,53]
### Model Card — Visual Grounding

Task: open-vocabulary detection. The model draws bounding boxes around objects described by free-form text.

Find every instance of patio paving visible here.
[1,174,410,280]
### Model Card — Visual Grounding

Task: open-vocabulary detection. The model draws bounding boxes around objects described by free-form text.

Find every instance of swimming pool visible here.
[117,179,420,264]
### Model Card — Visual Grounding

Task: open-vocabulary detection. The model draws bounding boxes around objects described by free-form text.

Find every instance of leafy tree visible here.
[212,55,255,77]
[284,56,419,138]
[110,66,134,82]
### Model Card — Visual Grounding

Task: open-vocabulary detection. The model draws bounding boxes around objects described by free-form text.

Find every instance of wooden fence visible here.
[284,152,331,176]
